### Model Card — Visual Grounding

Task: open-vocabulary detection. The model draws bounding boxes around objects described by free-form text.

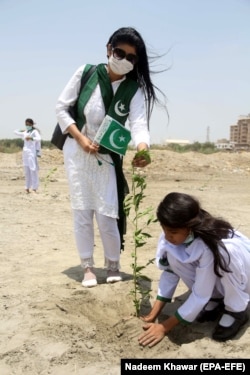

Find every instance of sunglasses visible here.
[112,47,138,65]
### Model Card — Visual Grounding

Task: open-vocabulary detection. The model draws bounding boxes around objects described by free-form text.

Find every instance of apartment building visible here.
[230,115,250,146]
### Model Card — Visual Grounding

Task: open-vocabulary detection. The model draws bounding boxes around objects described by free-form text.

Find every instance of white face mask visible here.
[108,55,133,75]
[26,126,32,131]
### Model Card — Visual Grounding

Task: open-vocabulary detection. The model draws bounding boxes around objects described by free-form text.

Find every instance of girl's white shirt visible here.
[156,231,250,322]
[14,129,41,171]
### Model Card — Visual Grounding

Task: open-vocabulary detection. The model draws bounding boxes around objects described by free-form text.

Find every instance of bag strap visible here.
[75,64,97,130]
[79,64,97,94]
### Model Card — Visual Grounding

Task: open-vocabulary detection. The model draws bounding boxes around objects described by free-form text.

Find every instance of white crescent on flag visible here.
[109,129,124,149]
[94,115,131,155]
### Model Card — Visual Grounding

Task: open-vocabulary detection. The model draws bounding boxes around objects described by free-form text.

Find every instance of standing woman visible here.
[56,26,166,288]
[14,118,41,193]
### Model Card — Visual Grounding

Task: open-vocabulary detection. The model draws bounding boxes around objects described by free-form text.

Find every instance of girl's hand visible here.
[138,323,166,347]
[139,315,179,347]
[140,314,156,323]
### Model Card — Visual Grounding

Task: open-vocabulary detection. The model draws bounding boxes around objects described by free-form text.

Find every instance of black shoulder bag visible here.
[51,65,96,150]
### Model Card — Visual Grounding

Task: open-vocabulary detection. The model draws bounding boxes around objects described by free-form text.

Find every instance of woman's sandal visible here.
[106,270,122,283]
[82,269,97,288]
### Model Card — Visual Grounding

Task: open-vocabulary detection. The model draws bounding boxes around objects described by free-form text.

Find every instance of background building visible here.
[230,115,250,149]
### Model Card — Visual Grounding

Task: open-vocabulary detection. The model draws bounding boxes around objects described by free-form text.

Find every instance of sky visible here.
[1,0,250,144]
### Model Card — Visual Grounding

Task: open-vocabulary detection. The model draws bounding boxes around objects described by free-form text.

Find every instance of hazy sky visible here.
[1,0,249,144]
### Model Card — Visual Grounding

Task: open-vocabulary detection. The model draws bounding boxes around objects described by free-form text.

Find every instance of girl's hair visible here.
[157,192,235,277]
[25,118,41,133]
[25,118,35,126]
[107,27,167,127]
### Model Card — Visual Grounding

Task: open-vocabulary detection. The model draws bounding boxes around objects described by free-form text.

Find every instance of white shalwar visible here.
[55,64,150,267]
[14,129,41,190]
[155,231,250,324]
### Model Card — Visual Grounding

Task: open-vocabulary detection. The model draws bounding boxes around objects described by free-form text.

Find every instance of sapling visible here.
[43,167,57,194]
[124,150,157,316]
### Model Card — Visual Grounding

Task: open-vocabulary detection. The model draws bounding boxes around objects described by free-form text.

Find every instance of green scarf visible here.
[76,63,138,129]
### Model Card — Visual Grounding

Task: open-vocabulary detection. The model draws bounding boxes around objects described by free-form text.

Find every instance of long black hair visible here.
[156,192,235,277]
[25,118,41,134]
[107,27,167,127]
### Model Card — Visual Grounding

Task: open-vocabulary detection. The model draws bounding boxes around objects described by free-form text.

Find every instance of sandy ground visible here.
[1,148,250,374]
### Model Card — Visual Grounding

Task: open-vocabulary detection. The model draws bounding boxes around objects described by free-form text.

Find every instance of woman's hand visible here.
[132,147,151,168]
[138,323,166,347]
[79,137,99,154]
[67,124,99,154]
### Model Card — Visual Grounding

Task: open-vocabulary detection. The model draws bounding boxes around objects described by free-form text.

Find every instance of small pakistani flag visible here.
[94,115,131,156]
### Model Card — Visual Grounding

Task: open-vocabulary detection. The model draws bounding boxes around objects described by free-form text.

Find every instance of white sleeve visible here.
[128,87,150,147]
[55,65,85,133]
[158,270,180,300]
[14,130,25,138]
[155,233,180,300]
[177,246,216,323]
[31,129,41,142]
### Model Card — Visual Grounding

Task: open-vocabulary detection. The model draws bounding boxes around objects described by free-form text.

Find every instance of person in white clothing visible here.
[14,118,41,193]
[138,192,250,346]
[55,27,167,288]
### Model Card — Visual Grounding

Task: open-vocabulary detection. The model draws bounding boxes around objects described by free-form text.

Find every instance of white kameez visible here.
[56,64,150,216]
[63,137,118,216]
[156,231,250,323]
[14,129,41,170]
[14,129,41,190]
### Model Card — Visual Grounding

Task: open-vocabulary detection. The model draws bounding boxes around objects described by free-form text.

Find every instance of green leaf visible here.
[147,217,158,225]
[145,258,156,266]
[134,149,151,164]
[135,265,146,272]
[134,242,146,248]
[135,229,142,236]
[141,232,152,238]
